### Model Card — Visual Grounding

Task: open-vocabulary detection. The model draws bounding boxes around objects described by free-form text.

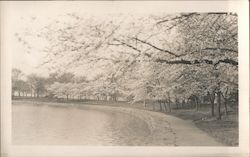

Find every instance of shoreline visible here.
[12,100,224,146]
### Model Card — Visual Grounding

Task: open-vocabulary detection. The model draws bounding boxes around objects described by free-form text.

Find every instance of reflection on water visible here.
[12,103,150,145]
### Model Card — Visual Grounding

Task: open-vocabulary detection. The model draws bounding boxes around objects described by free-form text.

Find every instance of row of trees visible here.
[15,12,238,120]
[12,69,124,101]
[12,69,46,97]
[12,69,77,98]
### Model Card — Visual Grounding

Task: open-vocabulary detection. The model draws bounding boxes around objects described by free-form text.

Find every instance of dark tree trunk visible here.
[163,100,167,112]
[167,93,171,112]
[208,92,215,116]
[221,93,228,116]
[181,99,185,108]
[167,101,171,112]
[217,92,222,120]
[224,97,228,116]
[175,98,179,109]
[159,100,163,111]
[195,96,199,111]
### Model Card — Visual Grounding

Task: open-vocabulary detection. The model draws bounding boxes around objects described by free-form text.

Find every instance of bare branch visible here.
[156,12,237,25]
[112,38,142,53]
[133,37,181,57]
[202,47,238,53]
[155,58,238,66]
[156,13,198,25]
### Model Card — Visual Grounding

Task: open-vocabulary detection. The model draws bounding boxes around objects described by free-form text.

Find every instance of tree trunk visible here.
[208,92,215,116]
[217,92,222,120]
[167,100,171,112]
[159,100,163,111]
[195,96,199,111]
[221,93,228,116]
[143,100,146,109]
[167,93,171,112]
[181,99,185,108]
[163,100,167,112]
[175,98,179,109]
[224,97,228,116]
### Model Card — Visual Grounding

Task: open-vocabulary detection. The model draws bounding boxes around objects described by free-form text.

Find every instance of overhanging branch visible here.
[113,38,141,53]
[156,13,198,25]
[202,47,238,53]
[155,58,238,66]
[157,12,237,25]
[133,37,181,57]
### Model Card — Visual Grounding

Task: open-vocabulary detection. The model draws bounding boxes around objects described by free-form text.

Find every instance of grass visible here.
[164,106,238,146]
[12,97,238,146]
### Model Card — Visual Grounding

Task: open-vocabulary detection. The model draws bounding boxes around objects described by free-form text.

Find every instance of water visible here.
[12,102,151,145]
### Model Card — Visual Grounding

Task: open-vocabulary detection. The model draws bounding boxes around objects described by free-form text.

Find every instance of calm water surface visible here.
[12,103,150,145]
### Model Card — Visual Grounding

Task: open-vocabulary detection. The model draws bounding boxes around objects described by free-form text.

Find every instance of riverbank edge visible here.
[12,99,235,146]
[12,100,178,146]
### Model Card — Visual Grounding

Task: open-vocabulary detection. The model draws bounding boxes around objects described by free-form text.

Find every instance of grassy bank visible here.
[138,101,238,146]
[12,97,238,146]
[166,108,238,146]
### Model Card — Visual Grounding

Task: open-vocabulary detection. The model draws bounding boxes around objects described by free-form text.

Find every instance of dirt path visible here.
[133,110,223,146]
[155,113,223,146]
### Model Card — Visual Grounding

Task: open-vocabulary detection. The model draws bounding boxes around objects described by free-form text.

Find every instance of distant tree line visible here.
[12,68,123,101]
[12,69,46,98]
[12,65,238,120]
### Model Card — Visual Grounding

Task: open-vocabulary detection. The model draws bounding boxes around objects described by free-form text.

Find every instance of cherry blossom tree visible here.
[15,12,238,120]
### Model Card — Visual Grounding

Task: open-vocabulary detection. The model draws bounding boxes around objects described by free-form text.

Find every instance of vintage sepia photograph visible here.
[1,1,249,157]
